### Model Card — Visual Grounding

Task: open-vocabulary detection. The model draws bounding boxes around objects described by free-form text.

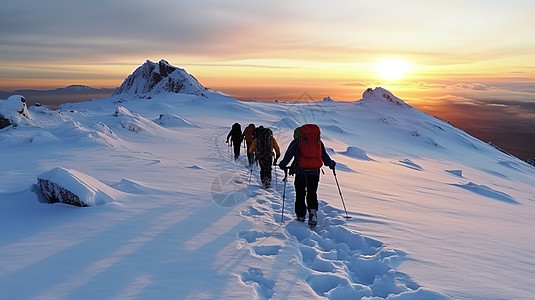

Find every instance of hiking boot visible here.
[262,178,271,189]
[308,209,317,227]
[296,216,305,222]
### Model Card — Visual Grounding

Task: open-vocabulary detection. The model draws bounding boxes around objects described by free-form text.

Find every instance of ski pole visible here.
[333,168,351,219]
[273,163,278,190]
[248,161,254,186]
[281,168,288,223]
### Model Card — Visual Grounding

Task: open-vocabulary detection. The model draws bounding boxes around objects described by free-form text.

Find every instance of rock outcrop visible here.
[0,95,29,129]
[361,87,412,108]
[37,167,120,207]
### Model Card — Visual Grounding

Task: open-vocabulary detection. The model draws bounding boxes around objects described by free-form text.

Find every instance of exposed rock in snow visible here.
[114,106,134,117]
[322,96,333,102]
[0,95,30,129]
[114,59,207,97]
[154,114,199,128]
[37,167,121,207]
[361,87,412,108]
[114,106,159,134]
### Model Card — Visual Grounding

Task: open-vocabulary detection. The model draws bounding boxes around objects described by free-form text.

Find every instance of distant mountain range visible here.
[0,85,116,109]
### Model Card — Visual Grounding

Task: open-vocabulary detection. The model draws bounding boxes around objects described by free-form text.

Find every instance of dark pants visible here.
[246,142,254,165]
[258,156,272,184]
[294,173,319,218]
[232,139,241,159]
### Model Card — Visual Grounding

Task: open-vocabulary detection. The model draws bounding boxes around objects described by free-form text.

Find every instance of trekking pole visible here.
[333,168,351,219]
[281,168,288,223]
[273,163,278,190]
[248,161,254,185]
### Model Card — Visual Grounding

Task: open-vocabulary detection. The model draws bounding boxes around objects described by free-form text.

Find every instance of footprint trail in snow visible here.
[236,166,445,299]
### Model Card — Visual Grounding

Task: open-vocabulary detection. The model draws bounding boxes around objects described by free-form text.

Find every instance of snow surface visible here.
[1,87,534,300]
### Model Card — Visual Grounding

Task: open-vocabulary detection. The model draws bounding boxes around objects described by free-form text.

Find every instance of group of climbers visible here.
[227,123,280,188]
[227,122,336,227]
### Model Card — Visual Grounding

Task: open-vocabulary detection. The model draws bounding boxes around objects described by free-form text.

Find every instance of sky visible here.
[1,0,534,158]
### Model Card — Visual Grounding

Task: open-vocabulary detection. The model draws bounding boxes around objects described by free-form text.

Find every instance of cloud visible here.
[2,0,535,66]
[411,90,535,160]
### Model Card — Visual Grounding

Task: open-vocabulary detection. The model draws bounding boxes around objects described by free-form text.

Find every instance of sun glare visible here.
[374,59,411,81]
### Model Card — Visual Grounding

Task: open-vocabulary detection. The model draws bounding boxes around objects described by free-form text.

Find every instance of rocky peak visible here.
[361,87,412,108]
[113,59,207,97]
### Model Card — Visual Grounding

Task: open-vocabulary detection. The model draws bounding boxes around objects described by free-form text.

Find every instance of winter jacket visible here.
[243,125,255,143]
[227,127,243,143]
[249,136,281,159]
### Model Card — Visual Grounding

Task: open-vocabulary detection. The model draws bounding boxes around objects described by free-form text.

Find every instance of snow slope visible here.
[1,84,534,299]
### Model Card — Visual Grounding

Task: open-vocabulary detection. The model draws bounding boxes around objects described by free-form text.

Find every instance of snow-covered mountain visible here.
[114,59,207,96]
[1,62,534,300]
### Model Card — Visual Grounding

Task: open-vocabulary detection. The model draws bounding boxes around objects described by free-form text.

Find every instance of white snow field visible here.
[1,71,534,299]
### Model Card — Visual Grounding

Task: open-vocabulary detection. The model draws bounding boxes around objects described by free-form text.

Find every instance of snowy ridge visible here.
[1,70,534,299]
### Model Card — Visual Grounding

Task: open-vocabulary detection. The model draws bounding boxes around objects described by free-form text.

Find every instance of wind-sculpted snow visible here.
[153,113,199,128]
[445,169,463,177]
[340,146,373,161]
[392,158,423,171]
[451,182,518,204]
[272,117,300,129]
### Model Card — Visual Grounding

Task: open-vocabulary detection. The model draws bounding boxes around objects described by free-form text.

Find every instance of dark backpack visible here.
[298,124,322,169]
[231,123,242,141]
[256,127,273,159]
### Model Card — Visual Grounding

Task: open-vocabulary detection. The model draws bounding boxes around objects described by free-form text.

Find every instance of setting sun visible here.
[374,58,411,81]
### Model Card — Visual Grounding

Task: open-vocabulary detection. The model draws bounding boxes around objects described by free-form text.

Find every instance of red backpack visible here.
[298,124,322,169]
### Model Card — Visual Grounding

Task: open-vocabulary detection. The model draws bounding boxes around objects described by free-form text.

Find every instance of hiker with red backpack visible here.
[249,127,280,188]
[278,124,335,227]
[242,123,256,166]
[226,122,243,160]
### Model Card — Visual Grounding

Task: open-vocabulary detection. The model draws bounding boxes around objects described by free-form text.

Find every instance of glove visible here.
[329,161,336,170]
